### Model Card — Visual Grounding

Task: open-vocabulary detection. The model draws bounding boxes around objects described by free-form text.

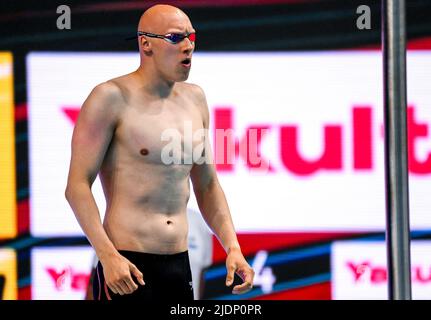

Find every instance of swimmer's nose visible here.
[182,38,194,55]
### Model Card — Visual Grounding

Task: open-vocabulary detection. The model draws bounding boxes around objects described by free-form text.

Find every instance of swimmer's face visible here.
[143,11,195,82]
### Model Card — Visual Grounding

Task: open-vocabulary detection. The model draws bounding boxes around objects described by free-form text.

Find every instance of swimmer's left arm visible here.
[189,85,254,294]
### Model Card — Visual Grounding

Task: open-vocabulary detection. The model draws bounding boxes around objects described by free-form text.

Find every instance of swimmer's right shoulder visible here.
[79,81,126,121]
[90,80,124,103]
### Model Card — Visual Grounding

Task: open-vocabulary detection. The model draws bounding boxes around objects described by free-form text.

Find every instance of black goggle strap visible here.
[127,31,195,43]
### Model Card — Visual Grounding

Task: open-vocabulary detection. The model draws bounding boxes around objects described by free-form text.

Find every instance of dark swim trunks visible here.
[93,250,194,301]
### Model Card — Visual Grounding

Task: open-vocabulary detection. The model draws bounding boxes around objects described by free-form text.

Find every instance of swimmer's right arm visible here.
[65,82,144,295]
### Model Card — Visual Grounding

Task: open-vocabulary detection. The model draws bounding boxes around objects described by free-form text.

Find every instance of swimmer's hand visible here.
[100,252,145,295]
[225,247,254,294]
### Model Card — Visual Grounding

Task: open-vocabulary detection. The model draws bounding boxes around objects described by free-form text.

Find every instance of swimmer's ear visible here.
[140,37,152,55]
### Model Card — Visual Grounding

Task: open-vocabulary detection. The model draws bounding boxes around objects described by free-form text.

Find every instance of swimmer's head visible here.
[137,4,195,83]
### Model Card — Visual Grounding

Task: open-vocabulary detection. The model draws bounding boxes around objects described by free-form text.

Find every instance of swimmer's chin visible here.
[177,74,190,82]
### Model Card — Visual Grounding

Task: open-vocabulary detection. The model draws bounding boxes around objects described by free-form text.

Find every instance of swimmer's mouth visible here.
[181,58,191,66]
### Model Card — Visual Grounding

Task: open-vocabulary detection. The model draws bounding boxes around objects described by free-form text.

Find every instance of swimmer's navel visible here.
[166,220,173,225]
[140,148,149,156]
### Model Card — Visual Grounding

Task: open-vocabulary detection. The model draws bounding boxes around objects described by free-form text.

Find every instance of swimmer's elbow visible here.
[64,179,91,203]
[64,183,75,203]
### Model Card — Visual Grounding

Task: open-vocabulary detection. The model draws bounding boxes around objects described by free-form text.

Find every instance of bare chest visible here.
[116,99,205,165]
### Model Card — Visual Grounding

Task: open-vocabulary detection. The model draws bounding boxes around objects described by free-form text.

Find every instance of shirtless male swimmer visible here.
[65,4,254,301]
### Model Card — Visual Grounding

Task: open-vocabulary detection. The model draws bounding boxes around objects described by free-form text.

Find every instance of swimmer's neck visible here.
[134,66,176,98]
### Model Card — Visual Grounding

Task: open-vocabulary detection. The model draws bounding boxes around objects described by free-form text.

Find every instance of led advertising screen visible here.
[331,240,431,300]
[31,246,94,300]
[0,52,17,239]
[27,52,431,299]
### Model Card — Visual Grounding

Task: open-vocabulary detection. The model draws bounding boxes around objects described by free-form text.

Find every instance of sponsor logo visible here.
[214,106,431,175]
[347,261,431,284]
[46,267,90,291]
[32,247,94,299]
[332,241,431,299]
[61,105,431,175]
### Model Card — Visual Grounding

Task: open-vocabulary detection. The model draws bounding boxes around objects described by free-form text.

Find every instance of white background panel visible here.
[27,52,431,236]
